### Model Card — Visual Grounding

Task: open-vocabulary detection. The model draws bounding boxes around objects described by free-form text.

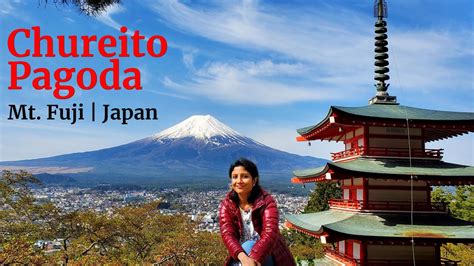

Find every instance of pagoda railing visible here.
[367,147,444,159]
[329,198,363,209]
[331,147,444,161]
[324,247,358,266]
[324,250,458,265]
[329,199,448,213]
[331,148,364,161]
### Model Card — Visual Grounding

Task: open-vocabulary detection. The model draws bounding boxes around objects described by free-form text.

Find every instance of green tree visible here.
[0,170,227,264]
[450,186,474,222]
[431,185,473,222]
[431,187,454,204]
[305,182,342,213]
[0,171,49,264]
[432,186,474,265]
[281,228,324,262]
[48,202,227,264]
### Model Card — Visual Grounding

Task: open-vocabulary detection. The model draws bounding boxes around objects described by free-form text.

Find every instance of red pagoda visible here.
[285,1,474,265]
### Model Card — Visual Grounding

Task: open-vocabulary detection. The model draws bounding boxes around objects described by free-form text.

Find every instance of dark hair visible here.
[228,158,262,204]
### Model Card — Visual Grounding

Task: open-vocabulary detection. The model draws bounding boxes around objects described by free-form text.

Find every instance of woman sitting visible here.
[219,158,295,266]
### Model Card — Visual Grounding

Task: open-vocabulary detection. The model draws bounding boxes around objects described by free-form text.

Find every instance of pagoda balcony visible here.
[325,248,458,265]
[331,147,444,162]
[329,199,448,213]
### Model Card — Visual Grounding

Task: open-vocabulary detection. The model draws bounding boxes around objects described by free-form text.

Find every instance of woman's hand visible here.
[237,252,260,266]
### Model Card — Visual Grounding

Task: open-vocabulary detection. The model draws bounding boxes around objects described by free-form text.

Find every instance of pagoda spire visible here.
[369,0,398,105]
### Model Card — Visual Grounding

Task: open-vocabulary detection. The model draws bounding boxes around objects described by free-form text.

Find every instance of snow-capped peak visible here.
[153,115,244,141]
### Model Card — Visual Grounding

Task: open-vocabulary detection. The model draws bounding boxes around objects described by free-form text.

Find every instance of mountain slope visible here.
[1,115,326,182]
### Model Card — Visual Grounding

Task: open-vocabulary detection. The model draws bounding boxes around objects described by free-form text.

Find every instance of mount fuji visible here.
[1,115,326,185]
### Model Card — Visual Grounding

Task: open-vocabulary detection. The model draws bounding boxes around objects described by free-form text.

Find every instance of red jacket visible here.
[219,189,295,265]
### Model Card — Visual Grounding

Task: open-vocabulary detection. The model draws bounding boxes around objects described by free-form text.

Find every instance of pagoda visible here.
[285,1,474,265]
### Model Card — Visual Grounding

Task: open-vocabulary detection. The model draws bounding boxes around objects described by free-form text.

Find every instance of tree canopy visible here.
[0,170,227,264]
[304,182,342,213]
[432,186,474,265]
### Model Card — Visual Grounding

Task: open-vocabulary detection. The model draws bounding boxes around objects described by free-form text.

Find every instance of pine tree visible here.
[304,182,342,213]
[432,186,474,265]
[39,0,121,16]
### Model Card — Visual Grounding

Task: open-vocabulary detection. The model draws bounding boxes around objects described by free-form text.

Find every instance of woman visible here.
[219,158,295,266]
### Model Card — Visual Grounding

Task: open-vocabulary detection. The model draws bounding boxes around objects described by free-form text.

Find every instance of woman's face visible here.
[231,166,255,197]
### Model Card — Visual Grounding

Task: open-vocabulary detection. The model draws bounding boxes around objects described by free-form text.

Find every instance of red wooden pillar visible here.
[363,125,369,155]
[363,177,368,209]
[346,239,354,258]
[361,241,367,266]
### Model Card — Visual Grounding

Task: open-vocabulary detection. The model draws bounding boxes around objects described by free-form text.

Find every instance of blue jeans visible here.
[242,240,274,266]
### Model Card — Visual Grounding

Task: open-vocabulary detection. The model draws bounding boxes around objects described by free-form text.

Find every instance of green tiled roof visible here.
[311,257,341,265]
[286,210,353,233]
[334,105,474,121]
[293,158,474,179]
[294,165,328,178]
[286,210,474,240]
[297,105,474,135]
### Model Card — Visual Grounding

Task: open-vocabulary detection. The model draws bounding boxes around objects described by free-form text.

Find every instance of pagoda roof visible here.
[297,105,474,142]
[286,210,474,242]
[292,158,474,184]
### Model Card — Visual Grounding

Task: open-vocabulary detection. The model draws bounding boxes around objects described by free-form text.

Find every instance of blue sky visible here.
[0,0,473,164]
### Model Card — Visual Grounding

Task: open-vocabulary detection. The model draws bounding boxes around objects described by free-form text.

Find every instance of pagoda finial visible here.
[369,0,398,105]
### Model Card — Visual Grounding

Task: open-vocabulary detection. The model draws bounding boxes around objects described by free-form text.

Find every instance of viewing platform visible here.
[331,147,444,162]
[324,247,459,266]
[328,199,448,213]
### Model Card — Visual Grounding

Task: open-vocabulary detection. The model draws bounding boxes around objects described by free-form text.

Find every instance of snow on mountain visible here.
[152,115,260,146]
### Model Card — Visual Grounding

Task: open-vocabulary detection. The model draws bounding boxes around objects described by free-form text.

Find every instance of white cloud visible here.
[162,60,350,105]
[196,60,307,77]
[87,0,473,106]
[0,0,32,22]
[0,1,14,14]
[389,29,474,92]
[95,6,165,58]
[151,0,473,103]
[136,65,150,86]
[95,4,125,31]
[146,87,192,100]
[150,0,370,67]
[182,49,197,71]
[64,17,75,23]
